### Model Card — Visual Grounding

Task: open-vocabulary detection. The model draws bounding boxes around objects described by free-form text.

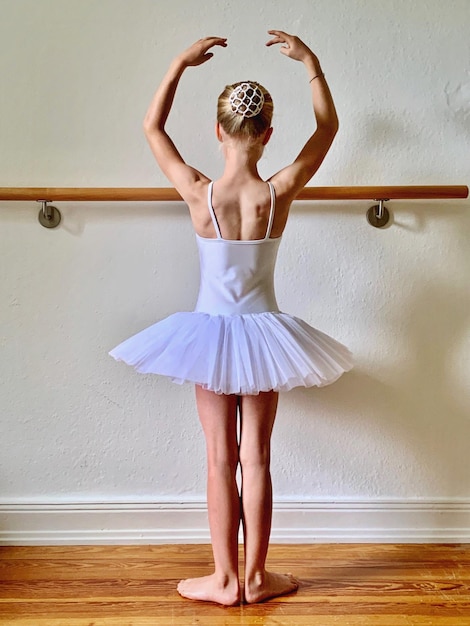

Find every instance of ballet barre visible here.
[0,185,468,229]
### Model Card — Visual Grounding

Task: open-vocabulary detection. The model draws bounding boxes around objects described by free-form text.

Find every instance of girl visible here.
[110,30,352,605]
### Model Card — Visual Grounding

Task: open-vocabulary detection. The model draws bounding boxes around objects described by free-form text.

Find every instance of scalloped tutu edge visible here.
[109,311,353,395]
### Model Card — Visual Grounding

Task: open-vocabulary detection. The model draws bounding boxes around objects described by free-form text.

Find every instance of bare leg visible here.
[239,391,299,604]
[177,386,241,606]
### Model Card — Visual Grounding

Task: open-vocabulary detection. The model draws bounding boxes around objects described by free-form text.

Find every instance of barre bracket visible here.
[37,200,61,229]
[367,199,390,228]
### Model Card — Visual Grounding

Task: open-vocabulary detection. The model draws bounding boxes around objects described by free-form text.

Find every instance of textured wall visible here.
[1,0,469,504]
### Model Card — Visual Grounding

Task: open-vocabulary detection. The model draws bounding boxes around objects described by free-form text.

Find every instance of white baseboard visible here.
[0,498,469,545]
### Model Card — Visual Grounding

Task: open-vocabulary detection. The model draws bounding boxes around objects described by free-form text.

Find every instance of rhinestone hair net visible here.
[229,82,265,118]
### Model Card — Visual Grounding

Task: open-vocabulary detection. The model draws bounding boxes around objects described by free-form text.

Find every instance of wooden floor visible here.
[0,544,469,625]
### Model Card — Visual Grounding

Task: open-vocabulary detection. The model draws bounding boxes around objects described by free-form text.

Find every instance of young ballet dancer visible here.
[109,30,352,605]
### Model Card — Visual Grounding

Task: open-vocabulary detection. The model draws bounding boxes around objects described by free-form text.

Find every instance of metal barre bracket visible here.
[37,200,61,228]
[367,199,390,228]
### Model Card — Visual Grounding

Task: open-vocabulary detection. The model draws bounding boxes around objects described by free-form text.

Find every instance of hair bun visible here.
[229,82,265,118]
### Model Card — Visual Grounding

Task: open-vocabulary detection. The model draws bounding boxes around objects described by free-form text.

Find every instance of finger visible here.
[199,38,227,58]
[193,52,214,66]
[267,29,291,41]
[267,38,291,54]
[267,29,290,37]
[266,35,285,47]
[266,30,292,47]
[204,36,227,46]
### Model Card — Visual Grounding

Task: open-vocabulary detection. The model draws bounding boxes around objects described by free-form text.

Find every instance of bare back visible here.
[188,178,291,241]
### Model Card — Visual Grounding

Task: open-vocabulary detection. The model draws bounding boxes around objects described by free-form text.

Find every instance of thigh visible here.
[239,391,279,466]
[195,385,239,467]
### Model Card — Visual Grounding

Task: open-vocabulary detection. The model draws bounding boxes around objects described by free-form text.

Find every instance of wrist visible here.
[170,56,188,75]
[303,54,321,75]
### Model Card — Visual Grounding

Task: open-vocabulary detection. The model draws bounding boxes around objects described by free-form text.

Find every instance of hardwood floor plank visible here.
[2,543,469,562]
[0,579,470,596]
[2,617,470,626]
[3,563,469,584]
[0,615,468,626]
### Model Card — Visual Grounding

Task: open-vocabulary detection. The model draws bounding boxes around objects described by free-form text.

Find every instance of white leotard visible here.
[195,182,281,315]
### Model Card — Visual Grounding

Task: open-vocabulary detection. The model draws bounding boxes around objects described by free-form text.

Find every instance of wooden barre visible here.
[2,185,467,229]
[0,185,468,202]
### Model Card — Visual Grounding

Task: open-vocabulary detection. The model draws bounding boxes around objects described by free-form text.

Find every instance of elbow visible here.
[142,109,164,134]
[142,118,151,135]
[331,124,339,143]
[142,119,163,137]
[326,118,339,143]
[328,116,339,138]
[318,120,339,144]
[142,118,154,135]
[333,116,339,135]
[316,113,339,139]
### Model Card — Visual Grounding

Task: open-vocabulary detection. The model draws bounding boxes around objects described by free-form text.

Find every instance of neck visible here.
[221,142,263,180]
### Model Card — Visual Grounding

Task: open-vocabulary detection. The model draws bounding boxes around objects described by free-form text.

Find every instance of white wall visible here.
[1,0,469,542]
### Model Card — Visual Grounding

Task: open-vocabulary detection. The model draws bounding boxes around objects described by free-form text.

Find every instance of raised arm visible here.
[266,31,339,201]
[143,37,227,201]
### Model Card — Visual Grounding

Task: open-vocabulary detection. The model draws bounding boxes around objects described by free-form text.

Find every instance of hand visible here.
[266,30,318,64]
[177,37,227,68]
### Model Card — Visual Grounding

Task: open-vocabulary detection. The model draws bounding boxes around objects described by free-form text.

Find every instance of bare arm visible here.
[143,37,227,201]
[266,31,339,201]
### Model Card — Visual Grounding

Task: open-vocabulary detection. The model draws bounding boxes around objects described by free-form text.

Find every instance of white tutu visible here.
[109,311,353,395]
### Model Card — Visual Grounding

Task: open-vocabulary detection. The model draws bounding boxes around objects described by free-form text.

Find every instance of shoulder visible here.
[181,177,211,207]
[269,173,300,206]
[184,180,214,237]
[170,168,210,206]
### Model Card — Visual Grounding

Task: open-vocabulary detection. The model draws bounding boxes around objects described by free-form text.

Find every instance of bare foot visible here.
[245,570,299,604]
[177,573,241,606]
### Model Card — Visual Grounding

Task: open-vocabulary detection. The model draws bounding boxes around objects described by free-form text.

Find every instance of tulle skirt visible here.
[109,311,353,395]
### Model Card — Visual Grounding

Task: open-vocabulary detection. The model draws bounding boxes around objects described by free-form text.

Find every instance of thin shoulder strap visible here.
[264,182,276,239]
[207,182,222,239]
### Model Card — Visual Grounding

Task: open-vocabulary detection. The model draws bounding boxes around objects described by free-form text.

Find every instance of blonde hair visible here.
[217,81,273,140]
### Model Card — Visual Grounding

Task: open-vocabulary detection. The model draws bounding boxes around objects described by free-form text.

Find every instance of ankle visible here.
[245,569,265,588]
[214,570,240,588]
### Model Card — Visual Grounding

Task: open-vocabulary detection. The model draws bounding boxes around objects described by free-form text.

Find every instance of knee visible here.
[207,450,240,478]
[239,444,271,474]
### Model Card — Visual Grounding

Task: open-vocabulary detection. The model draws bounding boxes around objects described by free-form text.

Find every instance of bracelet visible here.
[309,72,325,83]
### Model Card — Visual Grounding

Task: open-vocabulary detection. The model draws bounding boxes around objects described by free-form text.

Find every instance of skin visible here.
[143,30,339,605]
